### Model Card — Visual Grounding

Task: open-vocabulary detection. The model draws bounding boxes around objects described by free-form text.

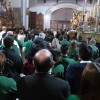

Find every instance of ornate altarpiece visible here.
[0,0,16,30]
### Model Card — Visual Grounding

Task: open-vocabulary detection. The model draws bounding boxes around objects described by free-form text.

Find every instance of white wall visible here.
[51,8,73,21]
[7,0,21,8]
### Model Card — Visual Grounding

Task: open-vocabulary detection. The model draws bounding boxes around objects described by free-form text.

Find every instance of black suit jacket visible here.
[17,73,70,100]
[65,63,87,94]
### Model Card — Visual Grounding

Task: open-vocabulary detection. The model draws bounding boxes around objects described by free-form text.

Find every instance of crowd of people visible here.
[0,26,100,100]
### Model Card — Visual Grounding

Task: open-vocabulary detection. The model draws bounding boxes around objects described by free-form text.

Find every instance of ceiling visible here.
[41,0,98,4]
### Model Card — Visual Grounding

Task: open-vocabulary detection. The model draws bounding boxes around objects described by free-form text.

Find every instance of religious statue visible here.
[0,0,15,29]
[70,10,83,30]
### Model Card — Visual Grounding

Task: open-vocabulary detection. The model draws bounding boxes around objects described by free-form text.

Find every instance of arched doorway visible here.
[50,8,73,30]
[44,3,91,29]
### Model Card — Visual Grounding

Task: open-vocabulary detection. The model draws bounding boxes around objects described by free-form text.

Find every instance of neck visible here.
[35,69,52,74]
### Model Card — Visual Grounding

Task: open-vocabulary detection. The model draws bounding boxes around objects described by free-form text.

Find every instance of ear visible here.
[78,54,81,60]
[50,60,54,68]
[32,60,35,67]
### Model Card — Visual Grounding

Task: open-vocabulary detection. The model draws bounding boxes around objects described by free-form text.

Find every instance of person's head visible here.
[13,29,19,39]
[78,43,92,61]
[39,32,46,39]
[33,49,54,73]
[78,62,100,100]
[88,37,96,46]
[27,34,32,40]
[0,52,6,72]
[50,48,60,62]
[2,26,7,32]
[70,40,77,49]
[3,36,14,48]
[77,35,82,41]
[20,28,24,34]
[6,31,14,38]
[60,44,68,55]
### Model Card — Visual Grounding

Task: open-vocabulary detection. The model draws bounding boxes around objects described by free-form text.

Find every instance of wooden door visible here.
[36,13,44,30]
[29,12,37,29]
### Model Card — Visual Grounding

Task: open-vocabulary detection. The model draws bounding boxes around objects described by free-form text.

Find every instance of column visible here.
[22,0,29,30]
[44,14,51,29]
[97,0,100,17]
[22,0,26,27]
[26,0,29,30]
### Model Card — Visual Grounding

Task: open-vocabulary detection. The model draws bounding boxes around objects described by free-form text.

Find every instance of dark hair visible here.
[27,34,32,40]
[60,44,68,55]
[79,43,92,60]
[26,42,48,63]
[3,36,14,48]
[14,29,19,34]
[33,54,53,72]
[50,47,60,62]
[77,35,82,41]
[78,62,100,100]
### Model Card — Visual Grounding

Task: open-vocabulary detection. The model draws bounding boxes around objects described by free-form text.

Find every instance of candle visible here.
[97,5,100,17]
[85,12,90,22]
[84,0,87,5]
[85,12,88,22]
[97,0,100,5]
[90,9,93,17]
[93,5,97,17]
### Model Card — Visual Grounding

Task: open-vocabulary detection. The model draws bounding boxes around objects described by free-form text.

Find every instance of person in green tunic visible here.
[0,51,17,100]
[13,29,23,51]
[68,95,80,100]
[51,48,64,79]
[68,40,78,60]
[87,37,99,60]
[60,34,70,46]
[60,44,79,79]
[23,34,33,58]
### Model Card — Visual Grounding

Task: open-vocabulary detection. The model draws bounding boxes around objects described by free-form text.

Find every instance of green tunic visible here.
[68,95,80,100]
[60,39,70,46]
[52,64,64,78]
[15,39,23,50]
[0,44,20,56]
[0,75,17,100]
[59,55,79,69]
[24,40,33,57]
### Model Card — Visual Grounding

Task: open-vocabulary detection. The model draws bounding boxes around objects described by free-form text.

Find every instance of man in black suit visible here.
[65,43,93,94]
[17,49,70,100]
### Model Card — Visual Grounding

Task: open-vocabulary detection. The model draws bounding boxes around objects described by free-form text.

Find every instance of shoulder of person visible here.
[68,95,80,100]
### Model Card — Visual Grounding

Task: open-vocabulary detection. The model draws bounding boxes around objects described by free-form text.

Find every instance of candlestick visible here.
[84,0,87,5]
[90,9,93,17]
[93,5,97,17]
[97,5,100,17]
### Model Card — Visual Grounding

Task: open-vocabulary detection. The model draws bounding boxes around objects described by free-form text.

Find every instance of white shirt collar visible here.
[80,60,92,63]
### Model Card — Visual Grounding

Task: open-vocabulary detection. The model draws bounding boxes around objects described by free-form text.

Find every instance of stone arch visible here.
[44,3,90,29]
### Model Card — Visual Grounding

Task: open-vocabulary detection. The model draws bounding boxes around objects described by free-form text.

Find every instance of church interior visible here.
[0,0,100,100]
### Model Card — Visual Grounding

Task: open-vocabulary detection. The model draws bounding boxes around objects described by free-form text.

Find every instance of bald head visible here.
[35,49,52,63]
[33,49,53,73]
[2,26,7,31]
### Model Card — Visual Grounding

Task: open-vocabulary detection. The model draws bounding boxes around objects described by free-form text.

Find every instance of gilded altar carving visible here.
[0,1,15,30]
[82,33,100,43]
